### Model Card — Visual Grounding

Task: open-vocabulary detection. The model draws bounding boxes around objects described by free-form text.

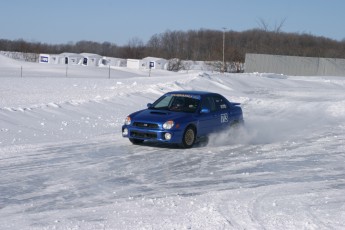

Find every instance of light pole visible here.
[222,27,226,73]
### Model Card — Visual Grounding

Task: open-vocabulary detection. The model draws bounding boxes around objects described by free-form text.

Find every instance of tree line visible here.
[1,29,345,63]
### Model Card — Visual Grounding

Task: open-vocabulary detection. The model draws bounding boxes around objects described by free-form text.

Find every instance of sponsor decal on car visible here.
[169,93,201,100]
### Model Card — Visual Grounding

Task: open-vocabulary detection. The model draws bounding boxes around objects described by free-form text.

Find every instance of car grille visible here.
[133,122,159,129]
[131,131,157,139]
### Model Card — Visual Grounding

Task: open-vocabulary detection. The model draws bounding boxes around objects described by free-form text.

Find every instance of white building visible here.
[80,53,102,67]
[126,57,168,69]
[38,53,168,71]
[38,54,60,64]
[127,59,141,69]
[100,57,127,67]
[141,57,167,70]
[59,53,83,65]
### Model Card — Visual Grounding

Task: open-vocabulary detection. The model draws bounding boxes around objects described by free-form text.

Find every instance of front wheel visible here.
[181,126,196,148]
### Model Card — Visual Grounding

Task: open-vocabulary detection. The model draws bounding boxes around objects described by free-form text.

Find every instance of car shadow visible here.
[132,137,209,149]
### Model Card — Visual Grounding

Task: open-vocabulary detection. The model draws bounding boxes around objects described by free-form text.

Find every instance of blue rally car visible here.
[122,91,243,148]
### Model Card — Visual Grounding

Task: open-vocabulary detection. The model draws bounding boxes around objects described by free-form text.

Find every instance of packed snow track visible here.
[0,58,344,229]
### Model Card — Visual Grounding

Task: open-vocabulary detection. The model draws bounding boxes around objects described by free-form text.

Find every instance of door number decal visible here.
[221,113,228,123]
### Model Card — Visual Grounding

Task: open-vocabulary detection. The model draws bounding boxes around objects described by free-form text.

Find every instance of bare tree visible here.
[257,18,270,31]
[167,58,183,72]
[274,17,287,33]
[2,27,345,62]
[257,18,287,33]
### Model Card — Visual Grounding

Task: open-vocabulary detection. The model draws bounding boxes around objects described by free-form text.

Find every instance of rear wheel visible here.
[129,138,144,145]
[181,126,196,148]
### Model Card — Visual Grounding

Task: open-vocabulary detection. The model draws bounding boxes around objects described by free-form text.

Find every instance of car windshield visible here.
[151,94,200,113]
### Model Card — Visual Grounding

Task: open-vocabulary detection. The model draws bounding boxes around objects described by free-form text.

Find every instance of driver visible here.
[171,97,185,110]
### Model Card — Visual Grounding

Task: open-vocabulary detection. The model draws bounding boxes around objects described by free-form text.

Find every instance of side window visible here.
[202,96,216,112]
[213,96,228,111]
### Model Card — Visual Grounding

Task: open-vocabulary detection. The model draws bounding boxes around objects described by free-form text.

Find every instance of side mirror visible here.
[147,103,153,108]
[200,108,210,114]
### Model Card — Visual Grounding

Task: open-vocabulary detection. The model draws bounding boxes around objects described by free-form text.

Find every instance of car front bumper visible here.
[122,125,184,143]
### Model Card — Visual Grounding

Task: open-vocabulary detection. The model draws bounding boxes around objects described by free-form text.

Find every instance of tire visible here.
[129,138,144,145]
[181,126,196,148]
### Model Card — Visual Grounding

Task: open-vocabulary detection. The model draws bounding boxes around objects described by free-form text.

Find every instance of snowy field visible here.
[0,54,345,229]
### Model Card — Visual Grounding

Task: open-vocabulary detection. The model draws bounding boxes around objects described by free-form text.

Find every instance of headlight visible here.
[124,116,131,125]
[163,120,174,130]
[122,128,128,136]
[164,132,172,140]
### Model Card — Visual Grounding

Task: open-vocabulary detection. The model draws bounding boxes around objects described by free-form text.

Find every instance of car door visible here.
[213,95,232,129]
[198,95,220,135]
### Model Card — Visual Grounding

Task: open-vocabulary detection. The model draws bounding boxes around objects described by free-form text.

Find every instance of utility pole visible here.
[222,27,226,73]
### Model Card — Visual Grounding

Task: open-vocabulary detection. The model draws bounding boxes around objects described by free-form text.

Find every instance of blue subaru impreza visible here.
[122,91,243,148]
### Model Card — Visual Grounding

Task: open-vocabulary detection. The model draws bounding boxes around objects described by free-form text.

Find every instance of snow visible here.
[0,54,345,229]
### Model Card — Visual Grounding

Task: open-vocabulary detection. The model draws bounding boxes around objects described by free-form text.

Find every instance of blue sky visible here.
[1,0,344,45]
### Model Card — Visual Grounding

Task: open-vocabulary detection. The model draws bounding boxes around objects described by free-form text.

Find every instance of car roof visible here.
[167,90,216,96]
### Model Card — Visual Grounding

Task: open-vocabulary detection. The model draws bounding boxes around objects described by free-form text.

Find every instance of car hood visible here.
[131,109,191,123]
